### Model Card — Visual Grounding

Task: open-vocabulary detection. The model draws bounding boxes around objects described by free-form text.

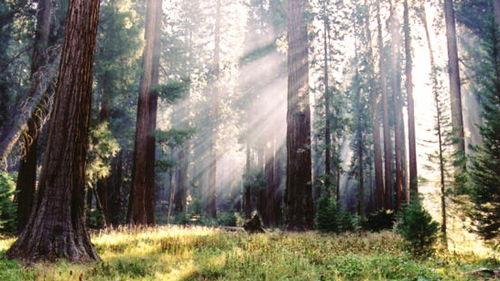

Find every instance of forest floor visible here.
[0,226,498,281]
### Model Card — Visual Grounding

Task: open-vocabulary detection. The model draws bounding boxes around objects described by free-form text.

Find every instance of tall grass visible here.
[0,226,497,280]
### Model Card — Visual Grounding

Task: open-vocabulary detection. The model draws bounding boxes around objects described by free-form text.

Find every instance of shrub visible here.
[396,201,439,257]
[362,209,396,232]
[316,196,359,233]
[316,196,339,232]
[217,212,238,227]
[0,172,17,234]
[173,212,190,225]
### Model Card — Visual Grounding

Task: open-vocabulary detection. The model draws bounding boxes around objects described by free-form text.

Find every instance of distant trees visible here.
[285,0,314,230]
[7,0,101,262]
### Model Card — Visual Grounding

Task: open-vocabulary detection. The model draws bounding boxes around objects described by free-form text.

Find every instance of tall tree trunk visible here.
[404,0,417,201]
[15,0,53,233]
[108,151,123,226]
[364,0,384,210]
[390,2,404,211]
[443,0,466,167]
[273,147,283,225]
[285,0,313,231]
[174,148,188,213]
[128,0,161,225]
[6,0,101,262]
[244,144,252,218]
[377,3,393,210]
[206,0,221,219]
[356,78,365,219]
[266,139,279,227]
[323,13,333,191]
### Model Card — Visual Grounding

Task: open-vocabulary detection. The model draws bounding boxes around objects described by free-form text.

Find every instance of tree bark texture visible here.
[6,0,101,262]
[129,0,161,225]
[285,0,313,231]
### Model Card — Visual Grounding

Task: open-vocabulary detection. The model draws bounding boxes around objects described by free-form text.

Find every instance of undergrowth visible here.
[0,227,497,281]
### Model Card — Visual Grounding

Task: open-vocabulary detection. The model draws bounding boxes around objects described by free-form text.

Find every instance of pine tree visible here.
[463,0,500,241]
[419,4,453,248]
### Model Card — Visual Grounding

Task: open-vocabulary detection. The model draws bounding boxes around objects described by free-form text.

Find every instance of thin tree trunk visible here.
[377,3,393,210]
[443,0,466,167]
[6,0,101,262]
[244,144,252,218]
[129,0,162,225]
[206,0,221,219]
[16,0,53,232]
[0,49,60,167]
[364,0,384,211]
[404,0,417,201]
[323,14,332,190]
[108,151,123,226]
[390,2,404,211]
[356,82,365,219]
[285,0,313,231]
[421,3,448,251]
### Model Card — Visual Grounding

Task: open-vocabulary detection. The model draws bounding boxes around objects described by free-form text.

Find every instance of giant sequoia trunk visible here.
[285,0,313,231]
[404,0,417,200]
[443,0,466,165]
[377,3,393,210]
[6,0,101,262]
[129,0,161,225]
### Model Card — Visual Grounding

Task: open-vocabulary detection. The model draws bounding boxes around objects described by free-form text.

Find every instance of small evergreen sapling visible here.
[396,201,439,257]
[316,196,358,233]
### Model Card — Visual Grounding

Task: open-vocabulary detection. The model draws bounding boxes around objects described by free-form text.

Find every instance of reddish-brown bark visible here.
[129,0,161,225]
[6,0,101,262]
[285,0,313,230]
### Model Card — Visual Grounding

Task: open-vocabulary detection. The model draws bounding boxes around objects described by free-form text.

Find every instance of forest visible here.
[0,0,498,280]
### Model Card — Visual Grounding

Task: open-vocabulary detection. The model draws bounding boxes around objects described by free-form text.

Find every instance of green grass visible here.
[0,227,497,280]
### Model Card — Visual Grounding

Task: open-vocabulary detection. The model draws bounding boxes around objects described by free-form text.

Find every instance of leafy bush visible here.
[0,172,17,234]
[316,196,358,233]
[396,201,439,257]
[362,209,396,232]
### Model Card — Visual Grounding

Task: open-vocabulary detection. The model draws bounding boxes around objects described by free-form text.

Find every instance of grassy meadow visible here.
[0,226,497,281]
